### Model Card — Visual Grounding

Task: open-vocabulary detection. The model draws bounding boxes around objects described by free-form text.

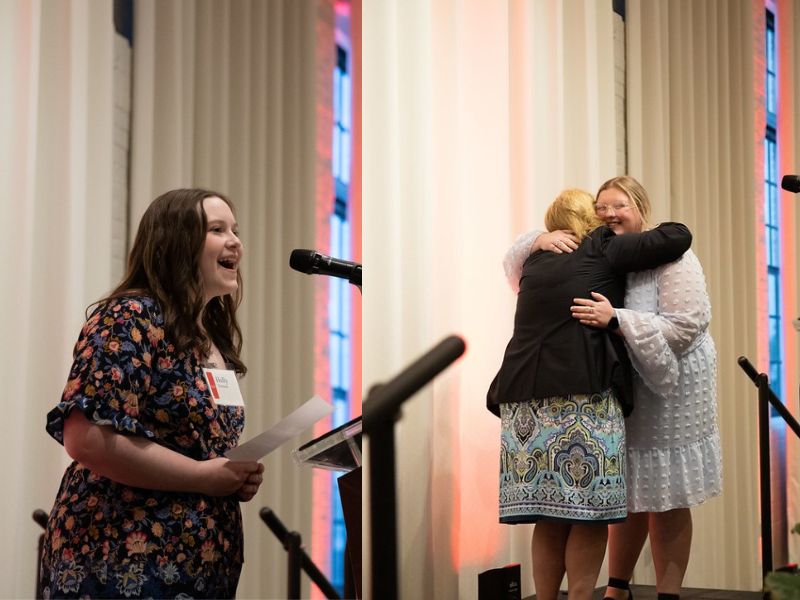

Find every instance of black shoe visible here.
[604,577,633,600]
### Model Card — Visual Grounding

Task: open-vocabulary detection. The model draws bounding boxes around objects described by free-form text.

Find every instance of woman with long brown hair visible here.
[40,189,263,598]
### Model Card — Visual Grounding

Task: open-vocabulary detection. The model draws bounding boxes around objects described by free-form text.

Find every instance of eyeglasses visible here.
[595,203,632,215]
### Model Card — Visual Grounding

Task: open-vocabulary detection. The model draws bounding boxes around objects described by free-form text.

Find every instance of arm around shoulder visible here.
[503,230,542,293]
[605,222,692,273]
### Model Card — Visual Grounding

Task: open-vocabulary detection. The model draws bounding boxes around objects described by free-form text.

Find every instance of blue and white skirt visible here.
[499,388,627,524]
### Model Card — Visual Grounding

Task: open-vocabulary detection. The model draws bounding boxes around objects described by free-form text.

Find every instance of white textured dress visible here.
[504,235,722,512]
[614,249,722,511]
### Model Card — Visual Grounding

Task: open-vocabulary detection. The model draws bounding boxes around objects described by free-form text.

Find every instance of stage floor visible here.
[526,585,762,599]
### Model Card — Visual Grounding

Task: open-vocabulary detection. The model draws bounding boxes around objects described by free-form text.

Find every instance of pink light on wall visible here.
[311,1,335,595]
[446,354,505,571]
[345,4,362,596]
[753,0,768,376]
[777,0,799,554]
[752,0,771,564]
[348,0,361,419]
[777,0,797,416]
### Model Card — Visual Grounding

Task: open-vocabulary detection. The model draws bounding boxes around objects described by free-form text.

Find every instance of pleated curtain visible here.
[364,0,766,596]
[0,2,119,597]
[626,0,761,589]
[364,1,619,597]
[781,0,800,565]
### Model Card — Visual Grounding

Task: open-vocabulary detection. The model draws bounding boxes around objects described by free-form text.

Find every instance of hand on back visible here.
[570,292,614,328]
[534,230,579,254]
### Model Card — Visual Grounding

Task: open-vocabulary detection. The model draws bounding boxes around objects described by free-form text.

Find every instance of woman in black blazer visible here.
[487,189,691,600]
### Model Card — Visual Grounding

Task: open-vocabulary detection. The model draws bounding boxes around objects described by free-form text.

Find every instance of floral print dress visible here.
[41,296,246,599]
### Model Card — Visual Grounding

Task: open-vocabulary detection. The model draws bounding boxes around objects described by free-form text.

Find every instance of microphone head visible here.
[289,249,318,274]
[781,175,800,193]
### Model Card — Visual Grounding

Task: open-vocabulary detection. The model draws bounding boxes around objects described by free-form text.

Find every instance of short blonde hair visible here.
[544,188,601,241]
[596,175,651,227]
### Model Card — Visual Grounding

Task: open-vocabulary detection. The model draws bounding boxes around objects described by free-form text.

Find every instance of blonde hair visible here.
[544,188,601,241]
[595,175,651,227]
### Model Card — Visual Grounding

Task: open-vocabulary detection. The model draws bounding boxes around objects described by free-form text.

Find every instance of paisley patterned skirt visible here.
[499,388,626,524]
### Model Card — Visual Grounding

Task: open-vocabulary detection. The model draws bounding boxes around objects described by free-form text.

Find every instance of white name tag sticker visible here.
[202,367,245,407]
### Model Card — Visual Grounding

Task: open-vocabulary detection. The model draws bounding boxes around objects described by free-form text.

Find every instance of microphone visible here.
[289,249,362,286]
[782,175,800,193]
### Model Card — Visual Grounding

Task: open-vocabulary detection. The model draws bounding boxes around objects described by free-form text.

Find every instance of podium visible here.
[294,416,362,599]
[293,416,362,471]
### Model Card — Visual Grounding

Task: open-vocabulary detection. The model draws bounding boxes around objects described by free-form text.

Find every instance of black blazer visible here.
[487,223,692,417]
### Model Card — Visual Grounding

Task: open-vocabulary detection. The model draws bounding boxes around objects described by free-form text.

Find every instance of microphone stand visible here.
[364,335,466,600]
[737,356,800,586]
[259,507,341,599]
[33,509,48,599]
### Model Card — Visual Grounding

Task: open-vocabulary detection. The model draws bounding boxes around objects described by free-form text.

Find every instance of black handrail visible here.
[364,335,467,600]
[737,356,800,585]
[738,357,800,437]
[259,507,341,599]
[757,373,773,582]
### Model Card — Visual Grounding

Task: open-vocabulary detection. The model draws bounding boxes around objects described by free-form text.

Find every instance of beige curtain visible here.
[626,0,763,589]
[0,1,118,597]
[131,1,331,598]
[0,0,331,597]
[364,1,617,597]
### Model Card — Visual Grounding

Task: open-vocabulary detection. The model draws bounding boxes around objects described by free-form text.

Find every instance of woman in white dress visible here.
[504,176,722,600]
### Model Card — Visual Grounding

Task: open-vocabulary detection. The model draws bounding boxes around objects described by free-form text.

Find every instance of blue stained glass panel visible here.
[327,40,353,596]
[764,10,783,410]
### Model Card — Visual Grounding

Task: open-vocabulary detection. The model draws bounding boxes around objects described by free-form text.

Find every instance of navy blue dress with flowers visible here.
[41,297,246,599]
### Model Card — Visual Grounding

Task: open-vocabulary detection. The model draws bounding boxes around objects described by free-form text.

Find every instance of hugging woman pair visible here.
[489,176,721,600]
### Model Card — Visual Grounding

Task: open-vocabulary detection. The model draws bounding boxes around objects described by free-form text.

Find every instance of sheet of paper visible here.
[225,395,333,461]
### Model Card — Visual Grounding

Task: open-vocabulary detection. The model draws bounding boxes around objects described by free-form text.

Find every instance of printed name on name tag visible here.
[202,367,245,407]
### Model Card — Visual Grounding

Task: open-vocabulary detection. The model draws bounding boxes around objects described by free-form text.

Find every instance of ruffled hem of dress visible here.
[626,432,722,512]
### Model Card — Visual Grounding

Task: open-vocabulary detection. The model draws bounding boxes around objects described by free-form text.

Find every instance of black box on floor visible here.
[478,563,521,600]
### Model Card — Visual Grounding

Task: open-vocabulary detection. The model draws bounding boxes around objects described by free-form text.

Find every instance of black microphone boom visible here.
[289,249,362,286]
[781,175,800,193]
